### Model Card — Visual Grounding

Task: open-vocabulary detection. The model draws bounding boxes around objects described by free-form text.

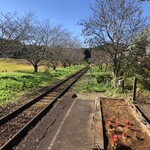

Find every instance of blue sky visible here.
[0,0,150,46]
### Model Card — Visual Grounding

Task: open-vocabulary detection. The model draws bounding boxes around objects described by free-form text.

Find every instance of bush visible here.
[124,79,133,91]
[96,73,112,84]
[124,76,150,91]
[138,78,150,91]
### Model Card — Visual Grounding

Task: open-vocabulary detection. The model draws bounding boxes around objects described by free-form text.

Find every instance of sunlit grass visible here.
[74,66,131,99]
[75,67,112,93]
[75,66,150,99]
[75,74,112,93]
[0,58,84,105]
[0,58,44,72]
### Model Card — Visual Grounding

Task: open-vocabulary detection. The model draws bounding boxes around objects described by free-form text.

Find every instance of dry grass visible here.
[0,58,45,72]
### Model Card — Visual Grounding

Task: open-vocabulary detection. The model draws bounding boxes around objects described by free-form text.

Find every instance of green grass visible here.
[90,67,111,77]
[0,65,84,105]
[76,79,112,93]
[75,67,113,93]
[75,66,150,99]
[75,67,130,97]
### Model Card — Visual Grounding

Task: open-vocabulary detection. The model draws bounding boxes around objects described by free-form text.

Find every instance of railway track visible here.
[0,67,88,150]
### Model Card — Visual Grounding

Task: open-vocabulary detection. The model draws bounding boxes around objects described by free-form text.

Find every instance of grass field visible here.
[0,58,45,72]
[0,58,84,105]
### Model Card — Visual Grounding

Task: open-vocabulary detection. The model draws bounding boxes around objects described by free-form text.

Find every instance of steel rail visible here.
[0,67,88,150]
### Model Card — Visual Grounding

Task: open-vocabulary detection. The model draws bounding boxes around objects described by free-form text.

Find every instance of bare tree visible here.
[46,25,70,70]
[71,48,84,66]
[59,34,83,67]
[46,27,83,68]
[21,45,47,72]
[138,0,150,1]
[65,36,82,66]
[91,48,110,70]
[20,21,76,72]
[0,12,33,56]
[20,20,54,72]
[80,0,146,86]
[47,46,61,70]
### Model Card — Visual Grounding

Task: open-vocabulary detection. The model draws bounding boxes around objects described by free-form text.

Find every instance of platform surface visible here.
[15,94,95,150]
[37,99,94,150]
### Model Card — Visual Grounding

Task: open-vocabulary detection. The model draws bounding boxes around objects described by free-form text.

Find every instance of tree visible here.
[62,36,82,67]
[122,27,150,89]
[70,48,84,66]
[0,12,33,57]
[91,47,110,70]
[138,0,150,1]
[20,20,54,72]
[47,46,61,70]
[79,0,146,86]
[21,45,48,72]
[50,30,83,68]
[46,25,70,69]
[19,17,83,72]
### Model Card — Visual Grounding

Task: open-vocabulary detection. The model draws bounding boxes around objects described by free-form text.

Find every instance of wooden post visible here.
[122,80,124,93]
[132,78,137,102]
[118,80,124,93]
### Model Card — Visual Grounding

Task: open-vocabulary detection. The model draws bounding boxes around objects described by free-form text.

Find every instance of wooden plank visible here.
[125,99,150,137]
[92,97,104,150]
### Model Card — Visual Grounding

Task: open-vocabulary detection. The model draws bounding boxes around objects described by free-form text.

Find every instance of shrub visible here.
[124,79,133,91]
[96,73,112,84]
[138,78,150,90]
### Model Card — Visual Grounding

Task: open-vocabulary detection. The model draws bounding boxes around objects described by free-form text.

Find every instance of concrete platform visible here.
[15,93,98,150]
[37,99,94,150]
